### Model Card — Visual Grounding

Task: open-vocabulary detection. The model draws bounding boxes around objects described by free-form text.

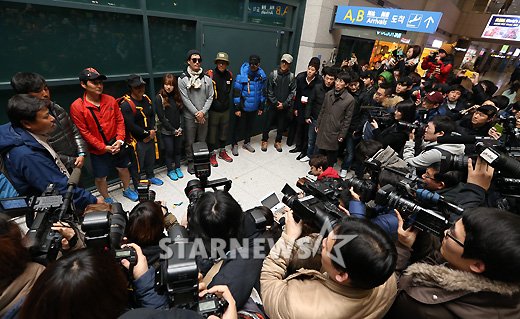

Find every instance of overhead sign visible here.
[334,6,442,34]
[482,14,520,41]
[375,30,403,39]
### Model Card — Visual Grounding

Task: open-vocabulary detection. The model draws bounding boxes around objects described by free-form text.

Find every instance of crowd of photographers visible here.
[1,43,520,319]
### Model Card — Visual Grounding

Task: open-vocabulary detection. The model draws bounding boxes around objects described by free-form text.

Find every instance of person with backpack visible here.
[262,53,297,152]
[230,54,267,156]
[206,52,234,167]
[70,67,138,203]
[178,49,214,174]
[120,74,163,187]
[154,73,184,181]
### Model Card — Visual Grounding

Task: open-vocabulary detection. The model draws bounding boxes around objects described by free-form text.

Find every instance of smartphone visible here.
[494,123,504,134]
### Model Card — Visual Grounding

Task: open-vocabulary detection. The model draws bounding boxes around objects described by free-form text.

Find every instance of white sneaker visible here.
[339,169,348,178]
[299,155,310,162]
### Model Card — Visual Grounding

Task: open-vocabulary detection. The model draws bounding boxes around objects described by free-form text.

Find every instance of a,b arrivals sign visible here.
[334,6,442,34]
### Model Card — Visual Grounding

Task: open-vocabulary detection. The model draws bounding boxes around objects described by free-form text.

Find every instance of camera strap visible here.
[202,260,224,286]
[88,108,110,145]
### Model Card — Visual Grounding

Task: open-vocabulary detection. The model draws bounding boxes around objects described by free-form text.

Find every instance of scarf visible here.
[186,66,203,90]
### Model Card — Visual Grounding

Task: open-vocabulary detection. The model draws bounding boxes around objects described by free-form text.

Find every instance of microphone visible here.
[437,135,494,144]
[59,167,82,219]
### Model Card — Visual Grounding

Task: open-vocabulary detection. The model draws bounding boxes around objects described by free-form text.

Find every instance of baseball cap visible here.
[127,74,146,87]
[214,52,229,63]
[79,67,107,81]
[476,104,498,117]
[424,91,444,104]
[281,53,293,64]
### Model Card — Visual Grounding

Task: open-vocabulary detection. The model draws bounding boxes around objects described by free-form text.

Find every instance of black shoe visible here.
[296,152,306,160]
[188,162,195,175]
[289,147,301,153]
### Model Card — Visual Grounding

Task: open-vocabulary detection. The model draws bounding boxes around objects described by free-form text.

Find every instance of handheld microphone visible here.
[59,167,82,219]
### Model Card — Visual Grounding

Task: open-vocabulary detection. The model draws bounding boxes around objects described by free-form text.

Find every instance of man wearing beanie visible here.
[231,54,267,156]
[421,42,455,84]
[179,49,214,174]
[289,57,322,162]
[263,53,296,152]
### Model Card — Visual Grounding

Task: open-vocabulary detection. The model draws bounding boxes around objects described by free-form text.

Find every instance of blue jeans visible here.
[341,135,361,170]
[307,120,318,157]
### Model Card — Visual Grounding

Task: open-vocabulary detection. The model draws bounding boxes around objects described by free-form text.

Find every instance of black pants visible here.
[162,134,182,171]
[232,110,257,145]
[294,117,309,154]
[319,149,338,168]
[262,108,286,143]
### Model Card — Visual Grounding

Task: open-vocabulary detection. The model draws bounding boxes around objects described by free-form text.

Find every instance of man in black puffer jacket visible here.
[10,72,88,172]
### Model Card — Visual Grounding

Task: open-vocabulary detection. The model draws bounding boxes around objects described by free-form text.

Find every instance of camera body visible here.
[197,293,229,318]
[137,180,156,202]
[24,184,66,264]
[82,202,127,251]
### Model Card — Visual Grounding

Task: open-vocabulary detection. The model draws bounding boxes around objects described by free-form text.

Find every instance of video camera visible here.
[184,142,232,216]
[23,168,83,264]
[376,184,450,237]
[281,179,344,233]
[362,106,394,129]
[438,135,520,178]
[155,224,228,318]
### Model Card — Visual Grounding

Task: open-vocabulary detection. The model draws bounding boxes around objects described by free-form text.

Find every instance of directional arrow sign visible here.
[424,16,435,28]
[334,6,442,34]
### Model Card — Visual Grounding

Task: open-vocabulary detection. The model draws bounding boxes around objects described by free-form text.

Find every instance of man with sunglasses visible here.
[179,49,214,174]
[387,206,520,318]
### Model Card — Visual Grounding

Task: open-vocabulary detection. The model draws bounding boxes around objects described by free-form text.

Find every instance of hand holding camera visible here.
[120,243,146,280]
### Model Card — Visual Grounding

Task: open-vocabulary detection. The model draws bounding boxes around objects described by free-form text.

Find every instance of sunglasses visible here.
[191,58,202,63]
[249,63,259,67]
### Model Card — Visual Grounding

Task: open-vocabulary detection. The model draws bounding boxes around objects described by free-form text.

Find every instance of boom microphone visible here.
[59,167,82,219]
[437,135,494,144]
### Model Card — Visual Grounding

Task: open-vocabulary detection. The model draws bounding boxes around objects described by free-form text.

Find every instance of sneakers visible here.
[167,170,178,181]
[289,147,301,153]
[339,169,348,178]
[231,144,239,156]
[274,142,282,152]
[219,150,233,162]
[104,197,115,204]
[188,162,195,175]
[175,167,184,179]
[149,177,164,186]
[299,155,310,162]
[261,141,268,152]
[296,152,306,160]
[123,188,138,202]
[210,153,218,167]
[242,143,255,153]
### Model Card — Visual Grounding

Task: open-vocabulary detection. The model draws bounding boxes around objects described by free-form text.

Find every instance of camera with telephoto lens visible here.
[375,184,450,237]
[155,224,228,316]
[363,106,395,129]
[24,184,66,265]
[295,177,344,205]
[184,142,232,217]
[397,121,420,133]
[281,183,342,234]
[81,203,136,266]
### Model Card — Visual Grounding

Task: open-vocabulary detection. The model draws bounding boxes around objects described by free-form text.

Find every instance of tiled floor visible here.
[110,134,312,221]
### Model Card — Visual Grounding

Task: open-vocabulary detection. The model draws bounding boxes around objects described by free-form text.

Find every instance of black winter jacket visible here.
[48,102,88,171]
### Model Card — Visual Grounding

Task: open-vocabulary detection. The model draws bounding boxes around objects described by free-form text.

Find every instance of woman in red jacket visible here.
[421,43,455,84]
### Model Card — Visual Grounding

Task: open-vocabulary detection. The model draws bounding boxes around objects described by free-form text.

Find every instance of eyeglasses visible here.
[445,225,464,248]
[191,58,202,63]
